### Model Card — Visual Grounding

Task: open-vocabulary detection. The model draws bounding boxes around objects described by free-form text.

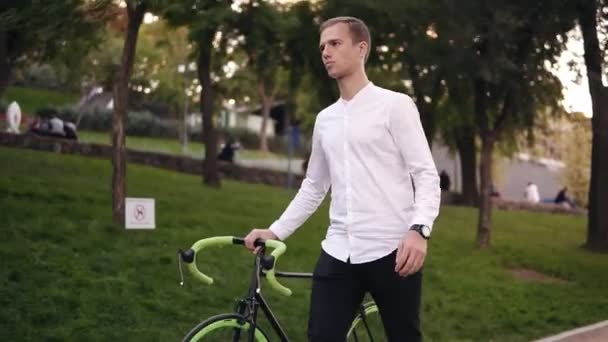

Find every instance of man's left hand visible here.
[395,230,427,277]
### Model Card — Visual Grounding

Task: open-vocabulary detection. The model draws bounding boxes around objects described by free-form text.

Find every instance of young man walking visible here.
[245,16,441,341]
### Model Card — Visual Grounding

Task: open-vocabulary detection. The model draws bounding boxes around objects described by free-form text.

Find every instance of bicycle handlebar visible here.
[180,236,292,296]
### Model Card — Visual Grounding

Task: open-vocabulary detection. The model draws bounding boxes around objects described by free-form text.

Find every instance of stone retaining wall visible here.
[0,132,303,188]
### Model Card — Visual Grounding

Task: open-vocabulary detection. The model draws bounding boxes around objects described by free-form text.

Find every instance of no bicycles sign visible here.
[125,198,156,229]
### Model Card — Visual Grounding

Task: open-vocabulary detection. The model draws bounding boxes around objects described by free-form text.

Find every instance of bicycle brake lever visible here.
[177,249,185,286]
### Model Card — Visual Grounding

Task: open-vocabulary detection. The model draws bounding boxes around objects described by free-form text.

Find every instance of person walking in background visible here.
[439,170,451,192]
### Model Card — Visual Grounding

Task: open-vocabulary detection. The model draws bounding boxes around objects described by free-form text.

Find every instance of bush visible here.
[56,106,181,139]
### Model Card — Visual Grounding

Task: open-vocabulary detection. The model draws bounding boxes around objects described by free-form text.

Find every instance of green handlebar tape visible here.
[187,236,292,296]
[264,239,292,296]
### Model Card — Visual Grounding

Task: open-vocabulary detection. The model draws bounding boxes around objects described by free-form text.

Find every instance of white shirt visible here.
[49,117,65,135]
[524,184,540,203]
[6,101,21,133]
[269,82,441,264]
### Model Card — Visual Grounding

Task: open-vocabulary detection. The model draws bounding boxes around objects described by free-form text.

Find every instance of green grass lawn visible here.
[1,146,607,341]
[2,86,79,115]
[78,130,281,160]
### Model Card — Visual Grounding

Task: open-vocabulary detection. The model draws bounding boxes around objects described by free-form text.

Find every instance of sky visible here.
[552,29,594,118]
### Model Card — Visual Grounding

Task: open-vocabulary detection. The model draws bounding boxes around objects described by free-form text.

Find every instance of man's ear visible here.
[359,42,368,59]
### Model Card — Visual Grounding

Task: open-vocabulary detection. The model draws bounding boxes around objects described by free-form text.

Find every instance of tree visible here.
[111,0,149,225]
[232,1,288,153]
[459,0,575,247]
[0,0,101,99]
[137,22,192,148]
[163,0,233,188]
[438,80,479,205]
[282,1,321,129]
[578,0,608,251]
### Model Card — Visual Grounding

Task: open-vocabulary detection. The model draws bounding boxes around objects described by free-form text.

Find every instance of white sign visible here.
[125,198,156,229]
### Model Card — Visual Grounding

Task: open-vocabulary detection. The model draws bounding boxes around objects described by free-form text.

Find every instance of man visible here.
[439,170,451,192]
[245,16,440,341]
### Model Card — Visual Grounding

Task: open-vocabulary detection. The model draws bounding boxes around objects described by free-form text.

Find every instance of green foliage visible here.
[232,1,286,87]
[0,0,104,77]
[1,147,608,341]
[560,114,592,207]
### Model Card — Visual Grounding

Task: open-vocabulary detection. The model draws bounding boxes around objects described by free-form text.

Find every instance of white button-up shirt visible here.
[269,82,440,264]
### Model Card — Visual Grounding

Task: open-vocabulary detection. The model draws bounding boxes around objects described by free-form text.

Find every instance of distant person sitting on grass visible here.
[554,187,575,209]
[524,181,540,204]
[217,136,240,163]
[28,109,78,140]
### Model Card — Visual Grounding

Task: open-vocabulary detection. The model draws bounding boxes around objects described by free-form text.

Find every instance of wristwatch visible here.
[410,224,431,240]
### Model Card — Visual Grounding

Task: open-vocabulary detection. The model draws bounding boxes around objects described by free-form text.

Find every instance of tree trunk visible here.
[198,41,220,187]
[258,80,272,153]
[474,78,493,248]
[111,2,145,226]
[0,31,14,99]
[579,0,608,252]
[456,127,479,206]
[477,134,494,248]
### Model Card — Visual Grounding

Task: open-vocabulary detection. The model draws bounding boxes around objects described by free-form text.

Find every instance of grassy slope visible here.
[0,146,606,341]
[2,87,79,114]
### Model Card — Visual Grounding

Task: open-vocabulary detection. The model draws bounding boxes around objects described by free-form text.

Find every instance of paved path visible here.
[534,321,608,342]
[236,157,304,175]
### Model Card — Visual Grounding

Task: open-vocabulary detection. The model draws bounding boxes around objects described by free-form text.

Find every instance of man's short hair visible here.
[319,16,371,62]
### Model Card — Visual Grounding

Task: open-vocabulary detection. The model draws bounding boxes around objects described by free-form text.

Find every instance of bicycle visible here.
[177,236,385,341]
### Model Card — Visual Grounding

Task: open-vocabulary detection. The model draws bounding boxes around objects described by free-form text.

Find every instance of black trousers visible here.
[307,249,422,342]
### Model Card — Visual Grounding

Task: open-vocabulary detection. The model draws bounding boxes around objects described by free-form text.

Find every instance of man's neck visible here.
[337,70,370,101]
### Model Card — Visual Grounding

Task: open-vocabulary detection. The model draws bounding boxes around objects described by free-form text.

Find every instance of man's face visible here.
[319,23,365,79]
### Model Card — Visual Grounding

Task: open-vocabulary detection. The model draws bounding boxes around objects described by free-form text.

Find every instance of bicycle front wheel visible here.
[347,302,385,341]
[182,313,270,342]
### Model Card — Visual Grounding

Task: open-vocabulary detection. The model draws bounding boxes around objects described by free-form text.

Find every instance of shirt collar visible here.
[339,81,375,106]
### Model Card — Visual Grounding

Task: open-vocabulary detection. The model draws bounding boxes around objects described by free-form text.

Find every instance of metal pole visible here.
[183,90,189,154]
[286,125,293,189]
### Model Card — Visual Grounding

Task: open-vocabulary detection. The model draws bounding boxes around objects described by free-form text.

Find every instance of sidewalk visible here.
[236,156,304,175]
[534,321,608,342]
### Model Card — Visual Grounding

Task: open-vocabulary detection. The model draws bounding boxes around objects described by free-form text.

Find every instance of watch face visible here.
[421,225,431,237]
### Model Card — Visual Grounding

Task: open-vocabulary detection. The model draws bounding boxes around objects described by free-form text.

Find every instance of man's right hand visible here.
[244,229,279,253]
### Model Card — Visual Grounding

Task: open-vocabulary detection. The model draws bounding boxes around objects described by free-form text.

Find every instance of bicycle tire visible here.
[346,301,385,341]
[182,313,270,342]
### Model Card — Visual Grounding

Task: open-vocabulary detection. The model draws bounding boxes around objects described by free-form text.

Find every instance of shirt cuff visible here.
[268,221,290,241]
